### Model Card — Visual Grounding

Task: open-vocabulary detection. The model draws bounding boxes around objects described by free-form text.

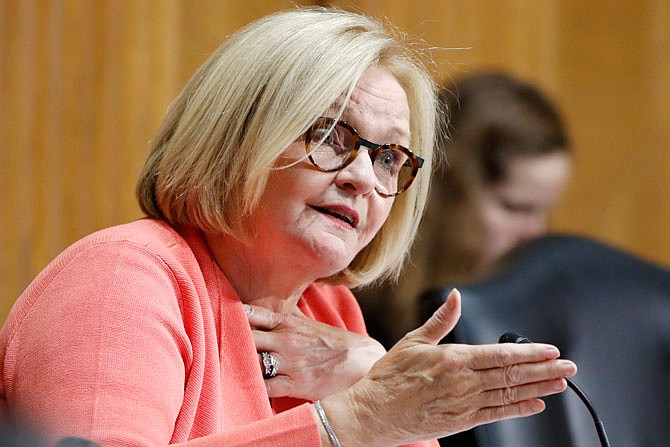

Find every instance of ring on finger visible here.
[261,351,279,379]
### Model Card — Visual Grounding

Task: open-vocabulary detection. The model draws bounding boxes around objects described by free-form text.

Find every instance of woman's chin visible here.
[304,241,356,277]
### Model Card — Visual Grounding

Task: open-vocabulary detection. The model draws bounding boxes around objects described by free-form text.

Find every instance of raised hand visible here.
[245,302,386,401]
[322,289,577,447]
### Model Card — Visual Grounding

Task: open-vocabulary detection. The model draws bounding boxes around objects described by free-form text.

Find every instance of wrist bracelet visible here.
[314,400,342,447]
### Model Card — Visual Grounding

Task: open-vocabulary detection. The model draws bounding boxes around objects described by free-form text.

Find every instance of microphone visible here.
[499,332,611,447]
[499,332,532,344]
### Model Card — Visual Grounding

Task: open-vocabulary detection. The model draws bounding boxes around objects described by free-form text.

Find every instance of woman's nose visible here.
[335,149,377,195]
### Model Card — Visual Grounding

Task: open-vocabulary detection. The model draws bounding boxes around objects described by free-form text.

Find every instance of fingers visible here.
[458,376,566,413]
[251,328,276,352]
[477,358,576,390]
[264,375,292,398]
[476,399,547,426]
[455,380,561,431]
[439,345,575,406]
[244,303,284,330]
[486,378,568,407]
[464,342,562,370]
[404,288,461,345]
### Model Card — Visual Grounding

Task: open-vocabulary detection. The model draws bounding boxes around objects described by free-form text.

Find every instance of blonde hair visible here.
[137,7,437,287]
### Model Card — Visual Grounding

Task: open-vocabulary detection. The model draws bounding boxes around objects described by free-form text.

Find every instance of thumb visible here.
[405,288,461,345]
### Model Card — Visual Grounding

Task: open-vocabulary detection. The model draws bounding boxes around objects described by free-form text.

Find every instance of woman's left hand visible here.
[245,303,386,401]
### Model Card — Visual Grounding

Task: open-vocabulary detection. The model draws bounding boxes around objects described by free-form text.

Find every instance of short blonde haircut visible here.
[137,7,437,287]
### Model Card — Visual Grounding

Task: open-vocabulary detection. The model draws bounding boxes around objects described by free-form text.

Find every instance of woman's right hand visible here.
[319,289,577,447]
[246,300,386,401]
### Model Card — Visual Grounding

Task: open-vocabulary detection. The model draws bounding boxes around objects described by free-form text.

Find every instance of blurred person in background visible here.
[358,72,573,347]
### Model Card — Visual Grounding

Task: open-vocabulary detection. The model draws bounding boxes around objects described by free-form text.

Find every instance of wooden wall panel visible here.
[335,0,670,265]
[0,0,310,319]
[551,0,670,265]
[2,0,669,321]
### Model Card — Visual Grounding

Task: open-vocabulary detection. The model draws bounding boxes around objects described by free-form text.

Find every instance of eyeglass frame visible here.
[303,116,425,198]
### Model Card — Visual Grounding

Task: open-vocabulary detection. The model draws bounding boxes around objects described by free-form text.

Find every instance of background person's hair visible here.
[136,7,437,288]
[437,71,570,200]
[423,72,571,280]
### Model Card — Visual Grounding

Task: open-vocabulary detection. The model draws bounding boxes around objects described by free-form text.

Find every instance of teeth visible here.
[314,206,354,226]
[330,210,353,225]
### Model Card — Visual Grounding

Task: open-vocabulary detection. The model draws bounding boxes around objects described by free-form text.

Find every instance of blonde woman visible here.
[0,8,575,447]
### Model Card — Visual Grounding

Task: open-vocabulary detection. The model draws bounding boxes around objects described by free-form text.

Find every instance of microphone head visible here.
[499,332,532,344]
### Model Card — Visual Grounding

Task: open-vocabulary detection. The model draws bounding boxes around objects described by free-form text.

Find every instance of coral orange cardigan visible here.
[0,219,437,447]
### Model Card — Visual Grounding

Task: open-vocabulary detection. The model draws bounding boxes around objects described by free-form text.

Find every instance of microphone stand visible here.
[565,378,611,447]
[499,332,611,447]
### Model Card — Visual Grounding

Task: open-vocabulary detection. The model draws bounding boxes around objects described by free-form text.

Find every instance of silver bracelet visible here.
[314,400,342,447]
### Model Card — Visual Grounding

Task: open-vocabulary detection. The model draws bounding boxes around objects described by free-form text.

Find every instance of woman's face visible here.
[470,151,572,269]
[247,65,410,280]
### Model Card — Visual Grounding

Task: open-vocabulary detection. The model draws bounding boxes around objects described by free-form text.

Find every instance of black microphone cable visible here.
[499,332,611,447]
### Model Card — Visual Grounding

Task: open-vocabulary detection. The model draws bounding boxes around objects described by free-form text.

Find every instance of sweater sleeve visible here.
[1,239,321,447]
[4,241,189,445]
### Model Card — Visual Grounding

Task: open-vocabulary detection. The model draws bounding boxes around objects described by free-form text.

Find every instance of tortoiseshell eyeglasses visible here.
[304,116,424,197]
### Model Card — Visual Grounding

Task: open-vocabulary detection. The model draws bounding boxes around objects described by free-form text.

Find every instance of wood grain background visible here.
[2,0,668,321]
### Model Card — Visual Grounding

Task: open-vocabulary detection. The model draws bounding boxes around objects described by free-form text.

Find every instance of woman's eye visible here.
[377,150,399,172]
[312,128,334,145]
[327,129,350,154]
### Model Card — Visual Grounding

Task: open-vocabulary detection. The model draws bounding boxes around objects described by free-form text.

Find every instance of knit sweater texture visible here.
[0,219,437,447]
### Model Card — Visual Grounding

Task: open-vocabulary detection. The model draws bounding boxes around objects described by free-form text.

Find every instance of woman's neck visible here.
[204,232,312,312]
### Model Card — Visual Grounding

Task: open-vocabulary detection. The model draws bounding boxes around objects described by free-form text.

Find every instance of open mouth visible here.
[310,205,358,228]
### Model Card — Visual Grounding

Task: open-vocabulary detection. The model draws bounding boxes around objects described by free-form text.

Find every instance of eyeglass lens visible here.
[306,118,418,196]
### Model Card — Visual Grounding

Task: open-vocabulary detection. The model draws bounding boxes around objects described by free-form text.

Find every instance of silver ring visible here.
[261,351,279,379]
